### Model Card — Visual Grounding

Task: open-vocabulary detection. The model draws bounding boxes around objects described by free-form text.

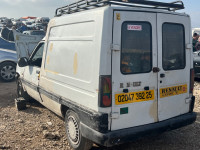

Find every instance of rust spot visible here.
[45,69,58,75]
[73,53,78,75]
[16,35,19,41]
[149,99,158,122]
[49,19,56,27]
[116,13,121,20]
[49,43,53,52]
[46,56,50,65]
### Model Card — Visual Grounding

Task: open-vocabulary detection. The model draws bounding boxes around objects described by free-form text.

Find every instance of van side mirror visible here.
[18,57,28,67]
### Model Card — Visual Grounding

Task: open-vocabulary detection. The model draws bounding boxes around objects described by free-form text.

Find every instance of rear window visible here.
[162,23,185,70]
[121,22,152,74]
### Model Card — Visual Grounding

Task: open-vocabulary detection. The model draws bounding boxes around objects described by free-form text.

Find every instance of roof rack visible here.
[55,0,184,17]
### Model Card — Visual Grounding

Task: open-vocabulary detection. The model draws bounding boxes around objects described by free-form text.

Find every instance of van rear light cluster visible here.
[99,75,112,107]
[190,69,194,94]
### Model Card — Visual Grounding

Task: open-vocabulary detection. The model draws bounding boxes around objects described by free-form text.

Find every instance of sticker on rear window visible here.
[127,25,142,31]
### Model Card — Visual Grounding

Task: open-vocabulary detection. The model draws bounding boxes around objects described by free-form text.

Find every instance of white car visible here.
[0,36,17,82]
[0,49,17,82]
[192,28,200,35]
[15,0,196,150]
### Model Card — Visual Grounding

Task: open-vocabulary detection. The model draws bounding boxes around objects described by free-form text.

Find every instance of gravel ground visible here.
[0,80,200,150]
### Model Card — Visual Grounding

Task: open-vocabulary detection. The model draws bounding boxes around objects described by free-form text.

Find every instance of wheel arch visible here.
[0,60,17,66]
[61,104,70,118]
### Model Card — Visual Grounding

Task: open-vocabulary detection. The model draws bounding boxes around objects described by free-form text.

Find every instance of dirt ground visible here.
[0,80,200,150]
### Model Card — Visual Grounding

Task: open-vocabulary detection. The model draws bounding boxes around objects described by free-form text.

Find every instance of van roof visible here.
[54,5,189,21]
[55,0,186,17]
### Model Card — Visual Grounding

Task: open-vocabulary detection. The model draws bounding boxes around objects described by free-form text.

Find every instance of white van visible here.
[15,0,196,150]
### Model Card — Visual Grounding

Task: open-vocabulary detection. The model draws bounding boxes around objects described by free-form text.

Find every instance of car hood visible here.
[194,51,200,63]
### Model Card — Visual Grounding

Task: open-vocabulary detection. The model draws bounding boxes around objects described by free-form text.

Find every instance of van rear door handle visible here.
[144,86,149,90]
[160,73,165,78]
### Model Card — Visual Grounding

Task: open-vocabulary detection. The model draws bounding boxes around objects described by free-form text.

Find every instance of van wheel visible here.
[17,79,30,100]
[65,110,93,150]
[0,62,16,82]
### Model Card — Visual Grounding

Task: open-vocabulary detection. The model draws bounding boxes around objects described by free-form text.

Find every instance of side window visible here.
[121,22,152,74]
[29,43,44,68]
[162,23,185,70]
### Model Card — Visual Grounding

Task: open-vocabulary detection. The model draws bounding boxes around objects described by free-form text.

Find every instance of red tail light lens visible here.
[99,76,112,107]
[190,69,194,94]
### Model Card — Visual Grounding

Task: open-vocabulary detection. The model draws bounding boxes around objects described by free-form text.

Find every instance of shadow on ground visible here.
[20,101,43,115]
[0,80,16,108]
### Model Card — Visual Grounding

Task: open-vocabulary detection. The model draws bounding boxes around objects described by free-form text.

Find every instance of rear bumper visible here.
[80,112,196,147]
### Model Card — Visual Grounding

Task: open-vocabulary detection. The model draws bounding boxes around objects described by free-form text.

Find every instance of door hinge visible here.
[111,44,120,52]
[111,112,119,119]
[185,97,191,104]
[186,43,192,50]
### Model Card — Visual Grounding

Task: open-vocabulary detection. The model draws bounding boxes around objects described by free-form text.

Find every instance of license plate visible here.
[115,90,155,105]
[160,84,187,98]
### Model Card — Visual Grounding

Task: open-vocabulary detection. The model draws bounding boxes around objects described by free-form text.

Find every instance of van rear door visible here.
[111,11,158,130]
[157,13,191,121]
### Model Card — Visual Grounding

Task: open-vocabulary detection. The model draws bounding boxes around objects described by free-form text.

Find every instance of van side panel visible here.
[46,23,95,85]
[40,8,107,113]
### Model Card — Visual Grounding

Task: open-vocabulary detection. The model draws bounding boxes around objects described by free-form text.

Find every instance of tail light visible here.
[190,69,194,94]
[99,75,112,107]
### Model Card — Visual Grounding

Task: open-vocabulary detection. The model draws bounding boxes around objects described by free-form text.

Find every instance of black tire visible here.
[17,79,31,100]
[0,62,16,82]
[65,110,93,150]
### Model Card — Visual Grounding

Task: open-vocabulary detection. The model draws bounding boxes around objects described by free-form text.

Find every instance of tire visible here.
[17,79,31,100]
[65,110,93,150]
[0,62,16,82]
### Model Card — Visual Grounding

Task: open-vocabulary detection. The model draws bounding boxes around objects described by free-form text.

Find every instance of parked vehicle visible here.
[0,35,17,82]
[23,30,45,36]
[36,17,50,24]
[193,50,200,78]
[192,28,200,36]
[0,27,44,82]
[0,48,17,82]
[22,21,32,26]
[15,0,196,150]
